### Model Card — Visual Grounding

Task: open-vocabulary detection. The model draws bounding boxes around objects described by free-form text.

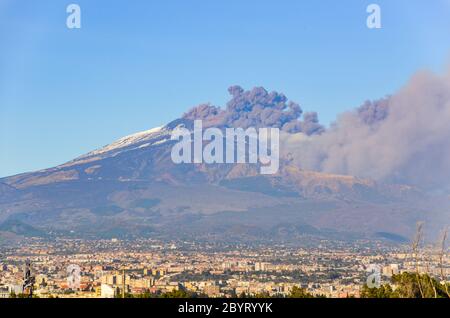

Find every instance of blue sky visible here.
[1,0,450,177]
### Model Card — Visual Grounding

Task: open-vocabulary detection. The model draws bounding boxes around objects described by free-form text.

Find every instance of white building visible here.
[100,284,115,298]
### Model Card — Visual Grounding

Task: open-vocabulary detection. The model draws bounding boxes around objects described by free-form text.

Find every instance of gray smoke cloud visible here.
[183,86,324,135]
[282,69,450,190]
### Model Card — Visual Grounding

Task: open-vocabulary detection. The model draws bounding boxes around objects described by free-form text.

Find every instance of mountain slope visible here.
[0,117,447,242]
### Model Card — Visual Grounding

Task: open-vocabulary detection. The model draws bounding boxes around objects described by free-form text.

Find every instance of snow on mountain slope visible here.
[71,126,168,162]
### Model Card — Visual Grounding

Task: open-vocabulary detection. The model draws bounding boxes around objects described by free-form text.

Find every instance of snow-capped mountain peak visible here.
[74,126,167,161]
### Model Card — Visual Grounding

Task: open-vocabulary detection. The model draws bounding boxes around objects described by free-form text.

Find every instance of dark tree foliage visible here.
[361,272,450,298]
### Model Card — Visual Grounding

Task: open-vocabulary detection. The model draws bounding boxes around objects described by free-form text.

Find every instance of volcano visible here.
[0,87,448,243]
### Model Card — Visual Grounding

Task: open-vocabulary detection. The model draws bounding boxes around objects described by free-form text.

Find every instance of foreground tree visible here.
[361,272,450,298]
[288,286,315,298]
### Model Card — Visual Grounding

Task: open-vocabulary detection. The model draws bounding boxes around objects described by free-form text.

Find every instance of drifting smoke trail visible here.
[182,69,450,190]
[282,68,450,190]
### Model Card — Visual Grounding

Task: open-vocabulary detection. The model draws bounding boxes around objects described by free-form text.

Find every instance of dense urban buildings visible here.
[1,238,447,298]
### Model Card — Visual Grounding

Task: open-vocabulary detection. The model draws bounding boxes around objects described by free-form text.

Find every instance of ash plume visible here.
[282,68,450,190]
[183,86,324,135]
